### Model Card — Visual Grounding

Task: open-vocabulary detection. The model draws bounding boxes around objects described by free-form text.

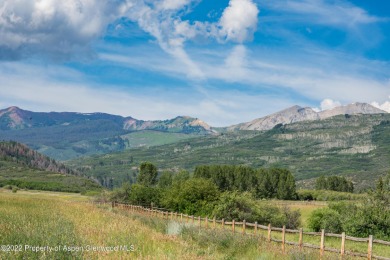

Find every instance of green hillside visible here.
[0,107,212,160]
[0,141,101,193]
[67,114,390,190]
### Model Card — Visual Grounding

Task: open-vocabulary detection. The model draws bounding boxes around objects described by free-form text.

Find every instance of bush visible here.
[110,182,132,203]
[297,189,363,201]
[213,191,301,229]
[161,178,219,216]
[129,184,161,206]
[307,208,342,233]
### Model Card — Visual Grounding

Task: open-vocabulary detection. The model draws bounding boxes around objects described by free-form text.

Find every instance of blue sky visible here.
[0,0,389,126]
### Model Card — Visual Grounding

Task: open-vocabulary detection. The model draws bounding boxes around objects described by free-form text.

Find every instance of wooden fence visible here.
[95,201,390,260]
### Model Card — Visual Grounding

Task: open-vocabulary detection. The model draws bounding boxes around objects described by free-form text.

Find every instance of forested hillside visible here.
[0,141,101,193]
[0,141,77,175]
[68,114,390,190]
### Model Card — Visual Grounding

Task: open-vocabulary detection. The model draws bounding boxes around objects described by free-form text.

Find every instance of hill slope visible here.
[0,141,101,192]
[68,114,390,190]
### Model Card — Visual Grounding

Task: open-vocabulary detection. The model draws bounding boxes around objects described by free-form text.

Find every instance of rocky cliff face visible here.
[123,116,213,133]
[230,103,386,131]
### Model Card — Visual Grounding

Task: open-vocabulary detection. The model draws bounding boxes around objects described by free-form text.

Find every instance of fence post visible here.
[232,220,235,234]
[299,228,303,250]
[268,224,271,242]
[243,220,246,235]
[192,215,194,224]
[282,225,286,253]
[341,232,345,257]
[180,213,183,223]
[213,217,216,229]
[111,201,115,209]
[205,217,208,229]
[198,216,201,229]
[367,235,373,260]
[222,219,225,229]
[320,229,325,257]
[254,222,258,236]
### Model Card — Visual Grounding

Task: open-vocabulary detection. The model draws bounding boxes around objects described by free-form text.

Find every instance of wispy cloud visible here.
[0,61,296,126]
[120,0,259,78]
[257,0,384,28]
[100,40,390,108]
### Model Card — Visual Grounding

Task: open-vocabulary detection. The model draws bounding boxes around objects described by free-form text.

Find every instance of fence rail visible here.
[93,201,390,260]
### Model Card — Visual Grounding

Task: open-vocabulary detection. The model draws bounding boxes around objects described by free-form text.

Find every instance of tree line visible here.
[308,173,390,240]
[194,165,297,200]
[109,162,301,229]
[315,175,354,193]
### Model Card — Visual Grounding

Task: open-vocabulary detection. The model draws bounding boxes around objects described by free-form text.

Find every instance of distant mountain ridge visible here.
[0,103,386,160]
[229,103,386,131]
[0,106,213,133]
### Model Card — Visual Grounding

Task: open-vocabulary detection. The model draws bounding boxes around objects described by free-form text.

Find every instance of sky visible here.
[0,0,390,126]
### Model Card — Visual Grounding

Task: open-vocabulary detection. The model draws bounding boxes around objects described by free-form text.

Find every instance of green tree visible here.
[308,208,342,233]
[172,170,190,184]
[110,182,132,202]
[137,162,158,186]
[158,171,173,189]
[129,184,161,206]
[213,191,301,229]
[161,178,219,216]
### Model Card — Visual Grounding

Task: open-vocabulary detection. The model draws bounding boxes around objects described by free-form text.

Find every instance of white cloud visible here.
[0,0,260,78]
[0,0,122,60]
[0,61,297,126]
[100,42,390,107]
[258,0,383,29]
[113,0,259,79]
[371,98,390,112]
[320,99,341,111]
[219,0,259,43]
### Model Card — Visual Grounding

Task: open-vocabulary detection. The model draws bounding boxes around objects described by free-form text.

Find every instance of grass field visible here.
[0,189,218,259]
[1,190,388,259]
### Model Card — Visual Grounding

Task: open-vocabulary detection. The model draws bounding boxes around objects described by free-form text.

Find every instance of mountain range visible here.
[0,102,386,132]
[228,103,386,131]
[0,103,387,160]
[0,103,389,189]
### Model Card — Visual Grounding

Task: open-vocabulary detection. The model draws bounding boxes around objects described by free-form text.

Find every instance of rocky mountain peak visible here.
[318,103,386,119]
[229,102,387,131]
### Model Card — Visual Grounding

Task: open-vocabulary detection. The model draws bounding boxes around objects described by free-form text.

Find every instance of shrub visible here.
[213,191,301,229]
[129,184,161,206]
[307,208,342,233]
[161,178,219,216]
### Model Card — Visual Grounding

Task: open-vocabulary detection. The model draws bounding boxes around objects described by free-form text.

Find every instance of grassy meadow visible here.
[2,189,388,259]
